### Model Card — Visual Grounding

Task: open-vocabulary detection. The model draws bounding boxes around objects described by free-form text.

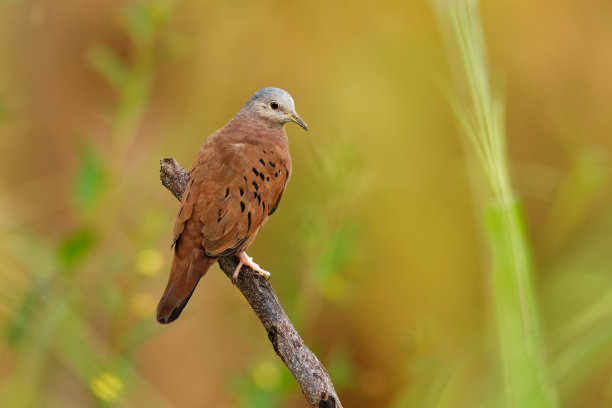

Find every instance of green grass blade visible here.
[432,1,559,406]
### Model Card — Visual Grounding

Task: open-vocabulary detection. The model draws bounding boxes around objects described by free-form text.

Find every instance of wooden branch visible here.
[159,158,343,408]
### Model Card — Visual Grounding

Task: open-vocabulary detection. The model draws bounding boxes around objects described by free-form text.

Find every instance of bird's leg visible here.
[232,251,271,281]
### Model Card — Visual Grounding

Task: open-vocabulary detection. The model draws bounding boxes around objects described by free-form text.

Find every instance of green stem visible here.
[432,0,559,406]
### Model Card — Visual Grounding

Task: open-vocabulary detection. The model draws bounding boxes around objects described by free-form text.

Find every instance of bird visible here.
[156,87,308,324]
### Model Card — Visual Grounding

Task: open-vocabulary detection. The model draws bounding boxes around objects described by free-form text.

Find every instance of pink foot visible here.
[232,252,271,281]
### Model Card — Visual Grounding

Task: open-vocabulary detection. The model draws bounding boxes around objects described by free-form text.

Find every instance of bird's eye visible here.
[270,101,279,110]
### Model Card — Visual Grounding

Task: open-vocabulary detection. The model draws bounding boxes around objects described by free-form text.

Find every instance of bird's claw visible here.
[232,252,271,282]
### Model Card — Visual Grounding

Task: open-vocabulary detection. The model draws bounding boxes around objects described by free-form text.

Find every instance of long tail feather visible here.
[156,248,214,324]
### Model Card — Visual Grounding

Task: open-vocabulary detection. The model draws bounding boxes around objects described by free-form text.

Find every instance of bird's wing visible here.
[197,141,290,257]
[171,149,208,249]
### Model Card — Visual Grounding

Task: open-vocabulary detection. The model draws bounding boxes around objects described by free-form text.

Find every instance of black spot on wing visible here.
[268,205,278,216]
[217,207,229,223]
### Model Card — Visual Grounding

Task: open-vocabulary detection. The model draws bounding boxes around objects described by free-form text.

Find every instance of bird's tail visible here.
[156,248,215,324]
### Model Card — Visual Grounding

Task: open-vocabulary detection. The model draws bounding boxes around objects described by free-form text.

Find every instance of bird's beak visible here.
[286,111,308,131]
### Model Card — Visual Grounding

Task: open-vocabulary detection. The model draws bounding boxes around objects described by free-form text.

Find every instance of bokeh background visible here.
[1,0,612,407]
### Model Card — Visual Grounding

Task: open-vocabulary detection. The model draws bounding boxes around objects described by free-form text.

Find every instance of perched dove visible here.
[157,87,308,324]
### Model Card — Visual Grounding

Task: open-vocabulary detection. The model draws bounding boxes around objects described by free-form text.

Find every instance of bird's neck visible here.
[227,111,288,143]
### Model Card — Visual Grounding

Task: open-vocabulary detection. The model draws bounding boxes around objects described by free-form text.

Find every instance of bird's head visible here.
[244,87,308,131]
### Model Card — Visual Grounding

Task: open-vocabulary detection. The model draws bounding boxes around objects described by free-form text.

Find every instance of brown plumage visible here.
[157,87,308,324]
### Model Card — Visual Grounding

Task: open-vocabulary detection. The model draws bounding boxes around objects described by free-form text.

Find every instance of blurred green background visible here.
[1,0,612,407]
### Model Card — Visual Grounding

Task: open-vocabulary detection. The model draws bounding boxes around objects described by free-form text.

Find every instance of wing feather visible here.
[201,143,289,257]
[172,133,291,258]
